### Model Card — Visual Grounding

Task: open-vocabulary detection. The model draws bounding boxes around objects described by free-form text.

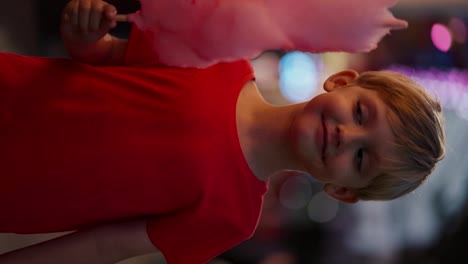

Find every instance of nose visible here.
[335,124,367,152]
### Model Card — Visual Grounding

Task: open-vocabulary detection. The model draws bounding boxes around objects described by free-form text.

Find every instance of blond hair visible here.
[351,71,445,200]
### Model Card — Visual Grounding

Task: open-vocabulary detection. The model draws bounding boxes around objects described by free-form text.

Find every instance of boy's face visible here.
[291,70,395,203]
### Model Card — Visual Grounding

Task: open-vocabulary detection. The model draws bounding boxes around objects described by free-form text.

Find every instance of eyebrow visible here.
[365,148,382,181]
[363,97,380,180]
[365,97,377,128]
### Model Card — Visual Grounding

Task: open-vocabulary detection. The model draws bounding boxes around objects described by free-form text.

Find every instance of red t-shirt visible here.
[0,27,268,263]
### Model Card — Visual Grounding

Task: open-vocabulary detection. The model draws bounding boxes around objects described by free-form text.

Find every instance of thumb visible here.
[103,4,118,20]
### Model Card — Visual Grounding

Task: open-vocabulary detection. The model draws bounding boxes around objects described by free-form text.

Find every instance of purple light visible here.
[388,66,468,121]
[431,24,452,52]
[449,18,467,44]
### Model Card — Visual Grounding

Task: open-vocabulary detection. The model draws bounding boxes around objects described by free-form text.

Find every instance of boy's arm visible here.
[61,0,128,65]
[0,220,159,264]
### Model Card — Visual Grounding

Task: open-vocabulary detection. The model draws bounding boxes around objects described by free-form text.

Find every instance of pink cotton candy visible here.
[127,0,408,68]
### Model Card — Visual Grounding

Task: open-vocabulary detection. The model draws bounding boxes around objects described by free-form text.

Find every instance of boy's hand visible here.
[61,0,118,44]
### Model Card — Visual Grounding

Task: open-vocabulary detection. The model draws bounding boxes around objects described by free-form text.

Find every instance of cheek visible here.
[292,112,320,155]
[304,94,329,113]
[326,153,353,180]
[321,93,352,121]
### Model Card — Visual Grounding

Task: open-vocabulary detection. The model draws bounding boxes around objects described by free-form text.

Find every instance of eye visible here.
[356,148,364,172]
[356,101,363,125]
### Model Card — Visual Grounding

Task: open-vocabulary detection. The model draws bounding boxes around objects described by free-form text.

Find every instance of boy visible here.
[0,0,444,263]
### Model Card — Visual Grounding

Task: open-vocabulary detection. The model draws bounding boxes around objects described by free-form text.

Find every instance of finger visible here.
[109,19,117,29]
[63,13,70,22]
[103,4,117,21]
[78,0,92,33]
[89,2,103,32]
[102,4,118,29]
[61,12,74,36]
[70,0,80,28]
[61,2,72,23]
[99,20,115,35]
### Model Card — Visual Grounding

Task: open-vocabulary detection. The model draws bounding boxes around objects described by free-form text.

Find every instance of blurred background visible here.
[1,0,468,263]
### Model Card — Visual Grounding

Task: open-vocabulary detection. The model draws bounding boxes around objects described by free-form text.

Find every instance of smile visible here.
[321,115,328,160]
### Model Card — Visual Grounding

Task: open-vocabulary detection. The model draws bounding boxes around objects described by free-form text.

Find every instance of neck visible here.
[236,82,307,181]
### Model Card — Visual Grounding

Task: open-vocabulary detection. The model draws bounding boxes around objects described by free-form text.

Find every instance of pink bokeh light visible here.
[431,23,452,52]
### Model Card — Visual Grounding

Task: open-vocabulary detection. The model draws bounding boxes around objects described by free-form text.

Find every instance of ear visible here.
[323,183,359,203]
[323,70,359,92]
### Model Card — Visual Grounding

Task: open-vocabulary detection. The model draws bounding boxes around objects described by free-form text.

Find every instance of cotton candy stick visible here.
[124,0,408,68]
[115,14,128,22]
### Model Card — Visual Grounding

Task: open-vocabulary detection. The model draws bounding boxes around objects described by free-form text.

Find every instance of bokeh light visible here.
[278,52,321,103]
[431,23,452,52]
[389,66,468,121]
[278,175,312,210]
[449,17,467,44]
[307,191,339,223]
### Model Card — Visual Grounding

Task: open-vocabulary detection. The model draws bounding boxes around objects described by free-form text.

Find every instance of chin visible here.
[304,173,322,183]
[303,161,326,180]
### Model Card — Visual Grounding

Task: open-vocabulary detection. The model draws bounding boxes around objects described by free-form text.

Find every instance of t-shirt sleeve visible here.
[124,25,163,67]
[146,207,251,264]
